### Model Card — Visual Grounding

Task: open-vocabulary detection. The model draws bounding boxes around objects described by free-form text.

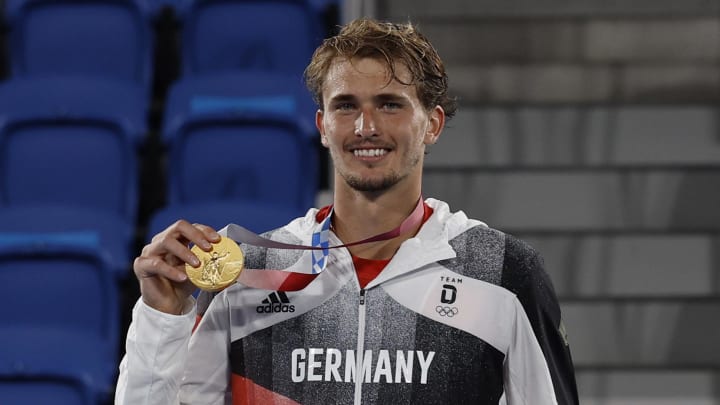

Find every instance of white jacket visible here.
[115,199,578,405]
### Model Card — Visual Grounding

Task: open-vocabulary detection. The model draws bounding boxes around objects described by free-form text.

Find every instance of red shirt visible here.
[315,203,434,288]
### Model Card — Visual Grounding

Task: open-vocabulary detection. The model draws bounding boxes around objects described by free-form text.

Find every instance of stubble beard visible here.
[342,171,402,192]
[336,151,422,193]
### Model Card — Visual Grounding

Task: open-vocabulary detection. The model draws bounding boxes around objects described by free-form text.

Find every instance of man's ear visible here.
[316,109,328,147]
[424,105,445,145]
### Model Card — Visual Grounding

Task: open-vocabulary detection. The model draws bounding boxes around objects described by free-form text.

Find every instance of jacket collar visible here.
[285,198,487,288]
[364,198,486,288]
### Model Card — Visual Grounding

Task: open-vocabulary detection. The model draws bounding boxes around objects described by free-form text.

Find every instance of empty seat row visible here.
[0,199,303,405]
[3,0,329,89]
[0,76,319,395]
[0,3,332,402]
[0,0,328,236]
[0,206,123,404]
[0,71,319,221]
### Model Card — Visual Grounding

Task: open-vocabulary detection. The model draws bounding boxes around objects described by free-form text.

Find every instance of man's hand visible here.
[133,220,221,314]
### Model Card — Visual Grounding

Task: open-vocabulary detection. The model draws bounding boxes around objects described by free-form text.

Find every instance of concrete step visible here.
[379,0,720,18]
[520,235,718,297]
[419,18,720,64]
[577,371,719,405]
[447,63,720,103]
[423,170,720,230]
[564,301,720,367]
[427,106,720,167]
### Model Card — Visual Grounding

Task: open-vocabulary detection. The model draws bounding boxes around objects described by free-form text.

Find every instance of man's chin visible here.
[344,174,400,192]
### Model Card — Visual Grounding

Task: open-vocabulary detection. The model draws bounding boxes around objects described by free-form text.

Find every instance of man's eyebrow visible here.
[374,93,409,102]
[327,93,410,104]
[327,94,356,103]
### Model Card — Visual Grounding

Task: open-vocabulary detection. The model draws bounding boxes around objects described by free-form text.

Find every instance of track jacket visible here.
[115,198,578,404]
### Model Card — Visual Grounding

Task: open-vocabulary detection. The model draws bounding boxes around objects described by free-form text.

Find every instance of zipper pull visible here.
[359,289,366,305]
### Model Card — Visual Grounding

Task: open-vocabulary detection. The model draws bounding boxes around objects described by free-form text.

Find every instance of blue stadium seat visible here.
[5,0,153,88]
[0,328,113,405]
[0,77,147,222]
[0,239,119,343]
[164,71,316,129]
[147,200,306,238]
[0,239,120,403]
[179,0,323,77]
[0,205,134,278]
[163,72,319,211]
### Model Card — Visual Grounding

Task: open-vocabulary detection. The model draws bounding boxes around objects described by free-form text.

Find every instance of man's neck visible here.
[331,183,422,260]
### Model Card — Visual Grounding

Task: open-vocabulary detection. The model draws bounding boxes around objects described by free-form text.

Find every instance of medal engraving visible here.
[186,236,244,291]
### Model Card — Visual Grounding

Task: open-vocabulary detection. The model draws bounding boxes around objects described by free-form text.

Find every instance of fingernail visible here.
[191,257,200,266]
[211,232,221,240]
[200,241,212,250]
[178,273,187,281]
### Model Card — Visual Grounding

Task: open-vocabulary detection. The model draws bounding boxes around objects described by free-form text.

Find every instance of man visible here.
[116,18,579,404]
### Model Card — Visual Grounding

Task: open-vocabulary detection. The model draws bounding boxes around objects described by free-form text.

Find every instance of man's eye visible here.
[382,102,401,110]
[335,103,355,111]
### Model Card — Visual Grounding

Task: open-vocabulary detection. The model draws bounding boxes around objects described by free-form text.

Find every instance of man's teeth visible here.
[354,149,387,157]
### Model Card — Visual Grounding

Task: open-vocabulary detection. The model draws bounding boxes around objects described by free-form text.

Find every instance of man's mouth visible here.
[353,148,388,157]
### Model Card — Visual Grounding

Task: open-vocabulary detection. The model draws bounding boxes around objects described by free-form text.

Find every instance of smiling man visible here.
[115,19,579,405]
[317,56,441,193]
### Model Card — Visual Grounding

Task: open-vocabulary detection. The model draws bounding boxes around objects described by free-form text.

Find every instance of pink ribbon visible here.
[228,197,425,291]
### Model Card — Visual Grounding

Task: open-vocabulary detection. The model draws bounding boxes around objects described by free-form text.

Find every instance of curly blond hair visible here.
[304,18,457,119]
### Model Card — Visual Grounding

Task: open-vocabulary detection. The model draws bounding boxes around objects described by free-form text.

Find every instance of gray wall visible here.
[375,1,720,403]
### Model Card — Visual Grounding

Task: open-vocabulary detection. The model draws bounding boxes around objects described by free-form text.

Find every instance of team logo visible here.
[437,284,458,316]
[256,291,295,313]
[440,284,457,304]
[435,306,459,317]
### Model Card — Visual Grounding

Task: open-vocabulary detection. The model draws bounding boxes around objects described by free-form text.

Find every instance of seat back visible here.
[164,72,316,131]
[181,0,322,76]
[166,113,316,209]
[0,375,94,405]
[163,73,318,210]
[0,232,120,402]
[0,237,120,398]
[0,327,116,404]
[0,240,118,344]
[0,78,146,221]
[0,205,133,278]
[148,200,306,238]
[6,0,152,87]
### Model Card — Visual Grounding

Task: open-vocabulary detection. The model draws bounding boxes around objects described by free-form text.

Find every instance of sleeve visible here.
[114,297,197,405]
[501,234,580,405]
[178,291,233,405]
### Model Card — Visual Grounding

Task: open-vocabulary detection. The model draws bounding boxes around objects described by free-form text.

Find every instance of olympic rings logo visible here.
[435,305,459,317]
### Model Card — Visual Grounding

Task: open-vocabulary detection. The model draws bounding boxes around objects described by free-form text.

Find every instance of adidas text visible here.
[257,291,295,313]
[256,303,296,313]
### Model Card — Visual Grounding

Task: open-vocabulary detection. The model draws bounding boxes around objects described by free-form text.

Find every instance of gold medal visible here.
[186,236,245,292]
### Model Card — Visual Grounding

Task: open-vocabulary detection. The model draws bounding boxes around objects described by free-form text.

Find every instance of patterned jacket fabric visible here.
[115,198,579,405]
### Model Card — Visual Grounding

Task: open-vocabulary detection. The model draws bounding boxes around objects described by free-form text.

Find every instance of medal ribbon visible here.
[224,196,425,291]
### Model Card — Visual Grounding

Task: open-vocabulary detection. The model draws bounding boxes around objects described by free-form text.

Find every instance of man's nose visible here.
[354,111,377,137]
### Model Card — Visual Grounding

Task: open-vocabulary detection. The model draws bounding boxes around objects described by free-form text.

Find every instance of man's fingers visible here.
[134,255,188,282]
[164,220,220,252]
[132,219,217,314]
[193,223,221,244]
[133,219,220,292]
[142,235,200,267]
[164,238,203,267]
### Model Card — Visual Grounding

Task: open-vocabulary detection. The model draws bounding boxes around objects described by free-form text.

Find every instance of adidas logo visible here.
[256,291,295,314]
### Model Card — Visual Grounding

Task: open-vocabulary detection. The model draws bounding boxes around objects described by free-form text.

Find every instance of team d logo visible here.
[436,284,459,317]
[440,284,457,304]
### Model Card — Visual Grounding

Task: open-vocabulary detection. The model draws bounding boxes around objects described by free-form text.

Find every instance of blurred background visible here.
[0,0,717,404]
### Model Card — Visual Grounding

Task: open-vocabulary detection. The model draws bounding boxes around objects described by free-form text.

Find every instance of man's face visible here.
[316,57,444,193]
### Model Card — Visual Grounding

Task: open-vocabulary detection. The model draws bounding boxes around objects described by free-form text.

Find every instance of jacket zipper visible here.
[354,289,366,405]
